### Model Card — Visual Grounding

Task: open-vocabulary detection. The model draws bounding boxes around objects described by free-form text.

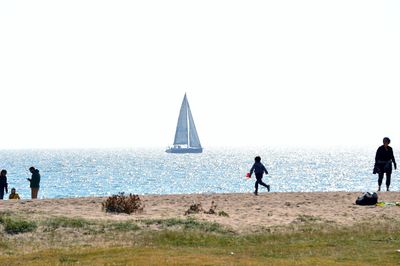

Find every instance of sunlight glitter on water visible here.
[0,147,385,199]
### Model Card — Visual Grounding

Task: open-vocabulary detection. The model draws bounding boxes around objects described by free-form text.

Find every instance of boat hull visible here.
[165,147,203,154]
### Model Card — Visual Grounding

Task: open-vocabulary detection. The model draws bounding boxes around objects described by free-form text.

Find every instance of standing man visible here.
[27,166,40,199]
[374,137,397,192]
[0,170,8,200]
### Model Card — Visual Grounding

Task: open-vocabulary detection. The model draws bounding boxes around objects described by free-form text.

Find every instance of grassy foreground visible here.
[0,212,400,265]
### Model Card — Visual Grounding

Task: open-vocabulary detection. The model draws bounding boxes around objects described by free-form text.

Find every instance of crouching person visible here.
[9,188,20,200]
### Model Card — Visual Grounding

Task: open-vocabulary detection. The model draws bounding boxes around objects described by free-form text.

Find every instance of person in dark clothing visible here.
[0,169,8,200]
[374,137,397,191]
[249,156,270,195]
[27,166,40,199]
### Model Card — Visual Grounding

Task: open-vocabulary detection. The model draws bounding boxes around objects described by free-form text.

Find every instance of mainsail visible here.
[173,95,189,145]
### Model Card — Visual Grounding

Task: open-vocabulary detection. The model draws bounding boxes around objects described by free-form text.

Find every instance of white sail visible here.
[173,94,189,145]
[187,103,201,148]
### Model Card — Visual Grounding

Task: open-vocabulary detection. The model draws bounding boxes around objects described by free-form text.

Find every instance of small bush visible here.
[2,218,37,234]
[102,193,144,214]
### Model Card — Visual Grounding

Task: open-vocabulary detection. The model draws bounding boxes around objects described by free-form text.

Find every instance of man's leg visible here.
[386,173,391,191]
[31,188,39,199]
[378,173,384,191]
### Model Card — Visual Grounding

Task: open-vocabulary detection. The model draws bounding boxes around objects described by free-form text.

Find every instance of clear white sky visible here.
[0,0,399,149]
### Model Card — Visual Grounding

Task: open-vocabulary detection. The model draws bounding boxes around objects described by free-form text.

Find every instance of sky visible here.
[0,0,400,149]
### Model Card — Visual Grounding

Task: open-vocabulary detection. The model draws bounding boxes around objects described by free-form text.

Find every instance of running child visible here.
[249,156,270,195]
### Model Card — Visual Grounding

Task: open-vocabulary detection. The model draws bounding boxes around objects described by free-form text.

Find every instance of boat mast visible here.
[186,94,190,148]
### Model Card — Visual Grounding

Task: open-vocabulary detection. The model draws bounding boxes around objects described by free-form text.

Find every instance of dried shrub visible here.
[102,193,144,214]
[204,201,217,214]
[185,201,223,216]
[185,203,204,215]
[218,211,229,217]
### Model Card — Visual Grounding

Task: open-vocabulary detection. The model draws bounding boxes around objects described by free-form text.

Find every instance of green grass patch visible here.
[0,217,37,234]
[44,216,92,229]
[139,220,400,264]
[58,255,79,263]
[0,246,260,266]
[108,221,140,232]
[1,223,400,266]
[141,218,232,234]
[43,217,142,235]
[149,230,238,248]
[0,217,400,265]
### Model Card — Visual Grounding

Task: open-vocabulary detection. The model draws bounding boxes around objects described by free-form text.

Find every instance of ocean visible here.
[0,147,390,199]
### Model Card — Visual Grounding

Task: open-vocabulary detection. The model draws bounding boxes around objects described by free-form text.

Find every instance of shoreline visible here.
[1,191,400,232]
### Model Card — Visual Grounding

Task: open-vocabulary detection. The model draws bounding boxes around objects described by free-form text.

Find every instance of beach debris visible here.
[376,202,400,207]
[185,202,204,215]
[102,192,144,214]
[218,210,229,217]
[185,201,229,216]
[204,201,217,214]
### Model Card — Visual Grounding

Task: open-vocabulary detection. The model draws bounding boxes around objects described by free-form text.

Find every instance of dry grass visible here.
[0,212,399,265]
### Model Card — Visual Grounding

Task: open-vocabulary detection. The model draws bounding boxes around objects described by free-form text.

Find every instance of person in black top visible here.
[249,156,270,195]
[27,166,41,199]
[0,169,8,200]
[374,137,397,191]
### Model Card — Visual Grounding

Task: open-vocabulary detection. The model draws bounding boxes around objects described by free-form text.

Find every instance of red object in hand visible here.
[245,172,251,178]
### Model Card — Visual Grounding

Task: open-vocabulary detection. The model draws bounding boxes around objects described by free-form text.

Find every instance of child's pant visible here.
[255,173,268,193]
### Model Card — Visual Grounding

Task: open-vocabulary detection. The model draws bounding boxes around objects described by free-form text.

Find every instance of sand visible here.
[1,192,400,233]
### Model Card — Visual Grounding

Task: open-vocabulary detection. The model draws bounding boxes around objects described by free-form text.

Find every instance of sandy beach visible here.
[2,191,400,233]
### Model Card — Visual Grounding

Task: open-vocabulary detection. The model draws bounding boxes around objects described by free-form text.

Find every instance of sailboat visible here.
[166,93,203,153]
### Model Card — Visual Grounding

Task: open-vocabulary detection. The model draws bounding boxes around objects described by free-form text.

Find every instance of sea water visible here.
[0,147,389,199]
